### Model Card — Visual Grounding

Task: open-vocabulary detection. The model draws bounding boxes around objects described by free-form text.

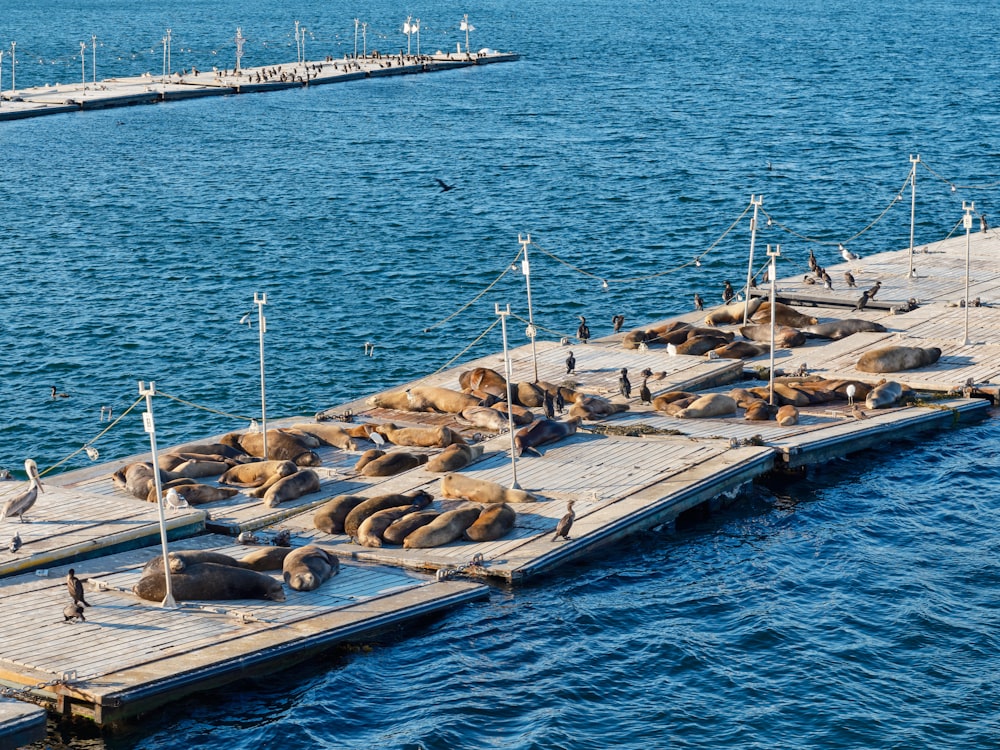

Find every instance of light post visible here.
[495,303,520,490]
[0,51,4,105]
[301,26,306,64]
[80,42,86,89]
[362,22,368,59]
[235,27,245,75]
[241,293,270,459]
[743,194,763,324]
[138,381,177,609]
[460,15,475,54]
[414,19,421,56]
[354,19,359,59]
[9,42,14,94]
[92,35,97,86]
[766,244,781,405]
[518,234,539,382]
[161,35,167,84]
[166,29,172,77]
[295,21,301,64]
[962,201,974,346]
[908,154,920,278]
[404,17,413,56]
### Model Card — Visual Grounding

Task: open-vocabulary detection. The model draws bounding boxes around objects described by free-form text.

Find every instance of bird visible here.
[845,383,856,406]
[237,530,260,545]
[165,487,189,511]
[820,269,833,290]
[63,602,86,623]
[844,271,856,288]
[851,403,868,420]
[618,368,632,398]
[576,316,590,343]
[611,314,625,333]
[0,459,43,523]
[239,312,253,327]
[693,293,704,311]
[9,532,21,553]
[854,290,871,311]
[369,429,386,447]
[552,499,576,542]
[667,342,678,357]
[565,351,576,374]
[50,386,70,399]
[271,529,292,547]
[639,378,652,404]
[722,281,735,304]
[808,249,819,273]
[543,390,555,419]
[434,178,456,192]
[554,390,565,414]
[640,368,653,379]
[66,569,90,607]
[840,244,861,263]
[803,275,816,285]
[867,280,882,300]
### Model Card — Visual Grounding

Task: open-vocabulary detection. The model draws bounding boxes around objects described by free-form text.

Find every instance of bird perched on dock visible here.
[63,602,86,623]
[237,531,260,545]
[543,390,555,419]
[722,281,735,304]
[808,249,819,273]
[666,342,678,357]
[434,178,456,192]
[639,377,652,404]
[803,275,816,285]
[867,280,882,300]
[50,386,70,399]
[844,270,856,288]
[840,244,861,263]
[67,569,90,607]
[0,459,43,523]
[565,351,576,375]
[9,532,21,554]
[577,316,590,344]
[845,383,856,405]
[618,368,632,399]
[554,390,565,414]
[612,314,625,333]
[640,368,653,379]
[693,293,704,311]
[820,269,833,290]
[854,290,871,311]
[851,403,868,420]
[165,487,189,512]
[552,499,576,542]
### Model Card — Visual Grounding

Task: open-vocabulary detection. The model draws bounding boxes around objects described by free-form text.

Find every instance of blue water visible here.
[4,0,1000,746]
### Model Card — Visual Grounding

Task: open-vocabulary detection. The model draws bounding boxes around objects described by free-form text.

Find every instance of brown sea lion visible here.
[239,546,294,571]
[343,490,435,538]
[622,329,652,349]
[738,324,807,348]
[460,406,509,432]
[776,405,799,426]
[686,327,736,342]
[354,448,385,473]
[658,396,699,416]
[514,417,581,455]
[262,468,321,508]
[230,430,322,466]
[713,341,770,359]
[134,562,285,602]
[365,390,413,410]
[856,346,941,374]
[403,504,483,548]
[426,444,484,473]
[150,483,238,505]
[514,382,546,408]
[174,442,249,460]
[704,297,764,326]
[290,423,360,450]
[674,393,738,419]
[360,451,429,477]
[441,472,537,504]
[651,391,698,412]
[493,401,535,425]
[458,367,507,395]
[220,460,298,488]
[744,401,776,421]
[403,386,482,413]
[382,510,441,545]
[675,335,731,356]
[375,423,466,448]
[313,494,368,534]
[464,503,517,542]
[865,380,914,409]
[568,397,627,420]
[356,506,416,547]
[156,454,233,477]
[750,301,819,328]
[282,545,339,591]
[142,550,247,574]
[729,388,766,408]
[801,319,888,340]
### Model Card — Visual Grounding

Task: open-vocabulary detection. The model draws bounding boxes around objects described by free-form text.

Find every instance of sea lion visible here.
[403,505,483,548]
[744,401,776,421]
[464,503,516,542]
[174,442,249,460]
[282,545,339,591]
[856,346,941,373]
[150,483,238,505]
[458,367,507,395]
[356,506,416,547]
[375,423,466,448]
[134,562,285,602]
[776,405,799,426]
[460,406,509,432]
[262,468,321,508]
[220,460,298,488]
[750,301,819,328]
[382,510,441,545]
[568,396,627,421]
[674,393,738,419]
[142,550,247,574]
[865,380,911,409]
[290,423,360,450]
[366,390,413,410]
[354,448,385,473]
[360,451,429,477]
[651,391,698,412]
[675,335,731,356]
[492,401,535,425]
[713,341,770,359]
[313,494,367,534]
[513,382,546,408]
[622,329,652,349]
[239,546,293,571]
[426,444,484,472]
[229,430,322,466]
[157,454,233,477]
[657,396,698,416]
[440,472,537,504]
[403,386,482,413]
[738,324,807,348]
[514,417,581,455]
[704,297,764,326]
[343,490,435,538]
[729,388,765,408]
[801,319,888,340]
[112,462,177,500]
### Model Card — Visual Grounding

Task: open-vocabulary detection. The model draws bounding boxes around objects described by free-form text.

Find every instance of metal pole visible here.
[255,292,269,459]
[10,42,14,93]
[81,42,86,89]
[405,17,412,56]
[908,154,919,278]
[0,52,4,105]
[743,194,763,325]
[963,201,974,346]
[495,303,520,489]
[766,245,781,405]
[92,35,97,86]
[166,29,171,77]
[235,27,244,75]
[295,21,300,64]
[138,381,177,608]
[363,23,368,58]
[519,233,539,382]
[354,19,359,59]
[415,20,421,56]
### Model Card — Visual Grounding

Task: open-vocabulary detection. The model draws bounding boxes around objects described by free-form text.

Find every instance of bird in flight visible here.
[435,179,456,192]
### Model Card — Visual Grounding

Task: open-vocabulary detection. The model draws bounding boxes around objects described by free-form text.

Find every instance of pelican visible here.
[1,459,43,523]
[552,499,576,542]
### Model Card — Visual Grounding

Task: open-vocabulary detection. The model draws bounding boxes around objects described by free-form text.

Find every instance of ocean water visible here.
[3,0,999,747]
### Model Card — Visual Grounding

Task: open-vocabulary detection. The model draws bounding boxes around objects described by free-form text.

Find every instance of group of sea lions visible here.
[132,544,340,603]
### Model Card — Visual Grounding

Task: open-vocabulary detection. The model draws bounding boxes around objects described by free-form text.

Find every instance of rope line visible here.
[39,395,145,478]
[427,318,503,377]
[509,311,572,340]
[422,247,523,332]
[920,159,1000,192]
[156,391,257,423]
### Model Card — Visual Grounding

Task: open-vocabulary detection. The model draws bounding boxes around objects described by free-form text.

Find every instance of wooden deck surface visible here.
[0,698,46,750]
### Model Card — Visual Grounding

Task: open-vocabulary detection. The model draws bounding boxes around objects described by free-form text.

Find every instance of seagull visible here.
[369,430,386,447]
[840,244,861,263]
[0,459,43,523]
[165,488,189,511]
[667,342,678,357]
[552,499,576,541]
[845,383,856,405]
[9,532,21,553]
[239,312,253,327]
[67,569,90,607]
[434,178,456,192]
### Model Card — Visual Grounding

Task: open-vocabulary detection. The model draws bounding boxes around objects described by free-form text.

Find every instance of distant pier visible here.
[0,50,519,122]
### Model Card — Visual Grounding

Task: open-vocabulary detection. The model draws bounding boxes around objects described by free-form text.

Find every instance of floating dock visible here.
[0,51,519,122]
[0,698,46,750]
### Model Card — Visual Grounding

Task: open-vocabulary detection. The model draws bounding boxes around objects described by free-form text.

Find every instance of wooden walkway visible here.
[0,698,46,750]
[0,535,486,724]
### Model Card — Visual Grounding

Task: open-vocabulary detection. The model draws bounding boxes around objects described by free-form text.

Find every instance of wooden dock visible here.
[0,535,487,725]
[0,698,46,750]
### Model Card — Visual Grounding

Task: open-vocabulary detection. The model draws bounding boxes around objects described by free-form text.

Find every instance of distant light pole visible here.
[0,51,4,106]
[962,201,974,346]
[92,35,97,86]
[362,22,368,58]
[519,233,539,382]
[414,19,421,56]
[766,244,781,405]
[460,14,475,54]
[908,154,920,278]
[166,29,172,77]
[743,194,763,325]
[301,27,306,63]
[241,293,270,459]
[161,35,167,84]
[295,20,301,63]
[80,41,86,89]
[138,380,177,609]
[404,17,413,56]
[354,19,359,59]
[495,303,520,489]
[9,42,15,93]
